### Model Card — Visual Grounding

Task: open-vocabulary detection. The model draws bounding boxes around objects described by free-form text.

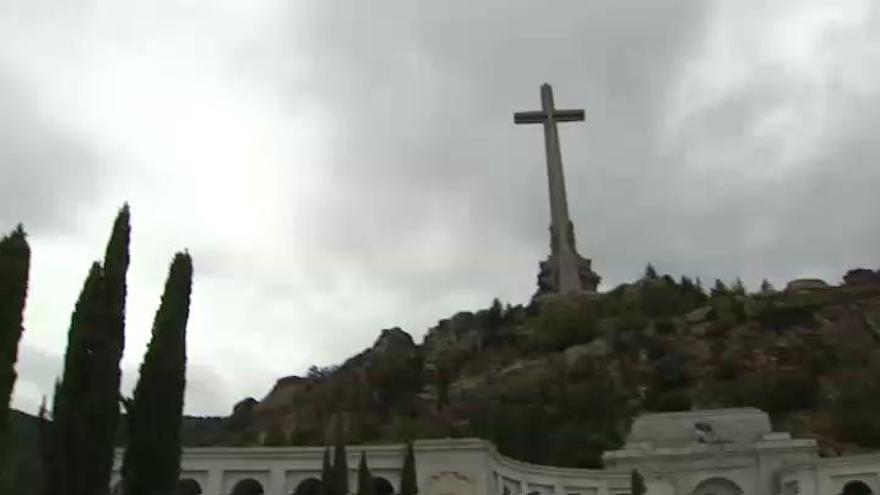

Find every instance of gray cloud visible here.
[4,0,880,415]
[0,73,104,233]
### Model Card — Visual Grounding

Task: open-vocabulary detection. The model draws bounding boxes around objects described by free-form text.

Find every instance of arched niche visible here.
[373,476,394,495]
[176,478,203,495]
[842,481,874,495]
[293,477,324,495]
[692,477,743,495]
[231,478,265,495]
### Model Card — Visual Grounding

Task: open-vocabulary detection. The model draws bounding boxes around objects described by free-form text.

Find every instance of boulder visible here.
[843,268,880,286]
[372,327,416,355]
[686,306,714,324]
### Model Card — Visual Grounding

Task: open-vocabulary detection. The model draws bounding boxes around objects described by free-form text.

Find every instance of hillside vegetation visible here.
[205,268,880,468]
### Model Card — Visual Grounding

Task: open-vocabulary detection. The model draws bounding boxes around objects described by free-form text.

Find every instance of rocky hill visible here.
[201,268,880,468]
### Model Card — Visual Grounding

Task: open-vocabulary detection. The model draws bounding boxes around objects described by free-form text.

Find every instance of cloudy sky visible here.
[3,0,879,416]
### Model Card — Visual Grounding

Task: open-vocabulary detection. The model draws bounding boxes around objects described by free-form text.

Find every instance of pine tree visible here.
[761,279,775,292]
[321,447,333,495]
[732,277,746,296]
[0,225,30,432]
[644,264,658,280]
[400,442,417,495]
[333,424,349,495]
[356,452,375,495]
[631,468,646,495]
[711,279,729,298]
[122,252,193,495]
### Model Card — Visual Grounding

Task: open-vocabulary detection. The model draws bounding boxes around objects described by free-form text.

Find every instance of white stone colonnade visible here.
[110,409,880,495]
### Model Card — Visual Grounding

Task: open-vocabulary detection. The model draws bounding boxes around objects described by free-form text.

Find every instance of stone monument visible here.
[514,83,600,297]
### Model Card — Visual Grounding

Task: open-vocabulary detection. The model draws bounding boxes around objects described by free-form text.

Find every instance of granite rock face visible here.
[844,268,880,286]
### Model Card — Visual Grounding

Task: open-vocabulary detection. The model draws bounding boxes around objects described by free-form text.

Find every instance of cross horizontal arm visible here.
[514,109,585,124]
[514,111,546,124]
[554,109,585,122]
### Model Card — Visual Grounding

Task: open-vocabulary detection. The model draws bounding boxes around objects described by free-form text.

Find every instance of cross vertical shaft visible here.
[539,84,574,265]
[515,83,598,295]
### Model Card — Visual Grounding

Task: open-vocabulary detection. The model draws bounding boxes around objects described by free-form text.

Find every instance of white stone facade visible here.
[110,409,880,495]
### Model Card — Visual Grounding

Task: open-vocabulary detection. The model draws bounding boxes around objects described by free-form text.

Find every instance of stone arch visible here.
[293,477,323,495]
[176,478,203,495]
[692,477,743,495]
[373,476,394,495]
[231,478,265,495]
[842,481,874,495]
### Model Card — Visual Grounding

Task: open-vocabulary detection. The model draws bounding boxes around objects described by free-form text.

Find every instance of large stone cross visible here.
[515,83,598,295]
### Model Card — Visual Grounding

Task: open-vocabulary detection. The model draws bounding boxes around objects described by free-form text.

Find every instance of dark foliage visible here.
[631,469,646,495]
[333,432,349,495]
[321,448,332,495]
[400,442,417,495]
[122,253,193,495]
[356,452,374,495]
[0,225,30,433]
[48,205,131,495]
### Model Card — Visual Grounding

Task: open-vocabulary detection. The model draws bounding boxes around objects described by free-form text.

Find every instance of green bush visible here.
[527,303,599,352]
[648,389,692,412]
[765,372,820,414]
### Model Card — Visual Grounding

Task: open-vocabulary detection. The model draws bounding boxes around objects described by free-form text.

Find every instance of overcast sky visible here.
[3,0,879,416]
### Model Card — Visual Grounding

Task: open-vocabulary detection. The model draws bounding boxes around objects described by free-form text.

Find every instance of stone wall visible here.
[111,409,880,495]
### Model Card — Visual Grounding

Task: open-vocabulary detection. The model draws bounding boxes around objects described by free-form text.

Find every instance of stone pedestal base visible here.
[534,250,600,300]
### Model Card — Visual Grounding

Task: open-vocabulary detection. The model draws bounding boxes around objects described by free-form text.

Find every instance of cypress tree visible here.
[86,204,131,495]
[630,468,646,495]
[48,205,131,495]
[400,442,417,495]
[122,252,193,495]
[48,262,103,495]
[0,225,30,431]
[321,447,333,495]
[356,452,374,495]
[333,424,349,495]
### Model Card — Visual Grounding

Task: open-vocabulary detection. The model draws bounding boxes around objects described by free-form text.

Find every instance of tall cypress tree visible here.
[122,252,193,495]
[86,204,131,495]
[630,468,646,495]
[0,225,30,431]
[356,452,374,495]
[333,424,349,495]
[48,262,104,495]
[48,205,131,495]
[321,447,333,495]
[400,442,417,495]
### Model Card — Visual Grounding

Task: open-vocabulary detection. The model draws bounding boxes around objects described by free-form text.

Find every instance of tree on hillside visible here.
[0,225,30,432]
[732,277,746,296]
[400,442,417,495]
[356,452,375,495]
[711,279,729,298]
[644,264,658,280]
[321,447,332,495]
[122,252,193,495]
[760,279,775,292]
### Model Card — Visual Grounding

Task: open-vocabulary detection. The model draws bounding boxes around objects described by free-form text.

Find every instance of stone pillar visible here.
[206,468,223,495]
[270,466,286,495]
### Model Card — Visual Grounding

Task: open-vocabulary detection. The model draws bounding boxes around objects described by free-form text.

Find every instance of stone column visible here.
[270,465,286,495]
[206,468,224,495]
